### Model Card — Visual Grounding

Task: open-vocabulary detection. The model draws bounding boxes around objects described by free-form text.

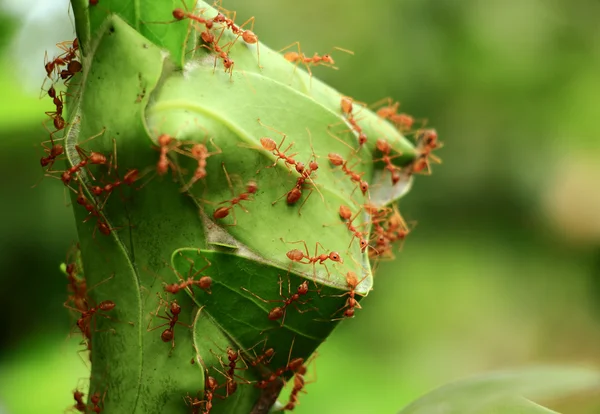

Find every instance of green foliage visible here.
[62,1,419,413]
[398,366,600,414]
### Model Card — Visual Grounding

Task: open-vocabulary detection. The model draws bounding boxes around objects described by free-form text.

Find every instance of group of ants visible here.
[40,2,442,413]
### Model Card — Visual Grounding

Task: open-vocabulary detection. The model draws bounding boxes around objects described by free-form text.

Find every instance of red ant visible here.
[328,152,369,195]
[241,278,313,327]
[71,389,87,413]
[154,133,183,177]
[374,139,404,184]
[89,390,107,413]
[280,42,354,80]
[44,87,66,133]
[282,363,308,411]
[65,299,116,339]
[274,154,320,210]
[411,129,442,175]
[371,97,415,132]
[254,338,304,388]
[245,339,275,367]
[212,164,257,225]
[338,205,369,252]
[283,239,343,280]
[59,60,83,84]
[39,138,64,170]
[89,169,139,197]
[255,118,299,173]
[332,271,368,319]
[147,296,191,355]
[210,4,261,67]
[162,252,212,295]
[185,373,219,413]
[339,96,368,148]
[72,183,118,237]
[179,138,222,192]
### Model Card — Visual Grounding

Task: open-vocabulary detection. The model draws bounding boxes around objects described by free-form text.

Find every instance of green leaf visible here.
[63,1,425,412]
[397,366,600,414]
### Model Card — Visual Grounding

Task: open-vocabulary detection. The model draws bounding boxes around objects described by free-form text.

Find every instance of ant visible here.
[147,296,191,355]
[244,339,275,367]
[179,138,222,192]
[374,139,404,185]
[59,60,83,84]
[411,129,442,175]
[339,96,368,149]
[71,389,87,413]
[332,271,368,319]
[272,129,323,213]
[255,338,304,388]
[283,239,343,280]
[241,277,313,327]
[212,163,257,225]
[338,204,369,252]
[154,133,183,177]
[89,390,107,413]
[371,97,415,132]
[185,373,219,413]
[162,252,212,295]
[280,42,354,81]
[210,4,261,67]
[327,152,369,195]
[89,169,139,197]
[39,138,64,170]
[65,299,117,339]
[281,363,308,411]
[255,118,299,173]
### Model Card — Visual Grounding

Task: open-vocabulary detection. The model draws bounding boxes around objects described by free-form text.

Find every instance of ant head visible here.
[223,57,234,68]
[73,37,79,49]
[157,133,172,146]
[206,376,218,390]
[309,160,319,171]
[359,181,369,195]
[322,54,334,65]
[40,157,51,167]
[65,263,76,276]
[376,138,390,153]
[295,162,305,173]
[391,170,401,184]
[359,239,369,251]
[170,300,181,314]
[358,133,368,146]
[172,8,186,20]
[247,181,258,194]
[298,281,309,294]
[329,252,343,263]
[48,86,56,98]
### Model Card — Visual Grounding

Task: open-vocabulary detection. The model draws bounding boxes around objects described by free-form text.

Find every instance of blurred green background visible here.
[1,0,599,413]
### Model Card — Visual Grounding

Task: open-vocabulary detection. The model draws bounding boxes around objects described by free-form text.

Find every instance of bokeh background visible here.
[1,0,600,413]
